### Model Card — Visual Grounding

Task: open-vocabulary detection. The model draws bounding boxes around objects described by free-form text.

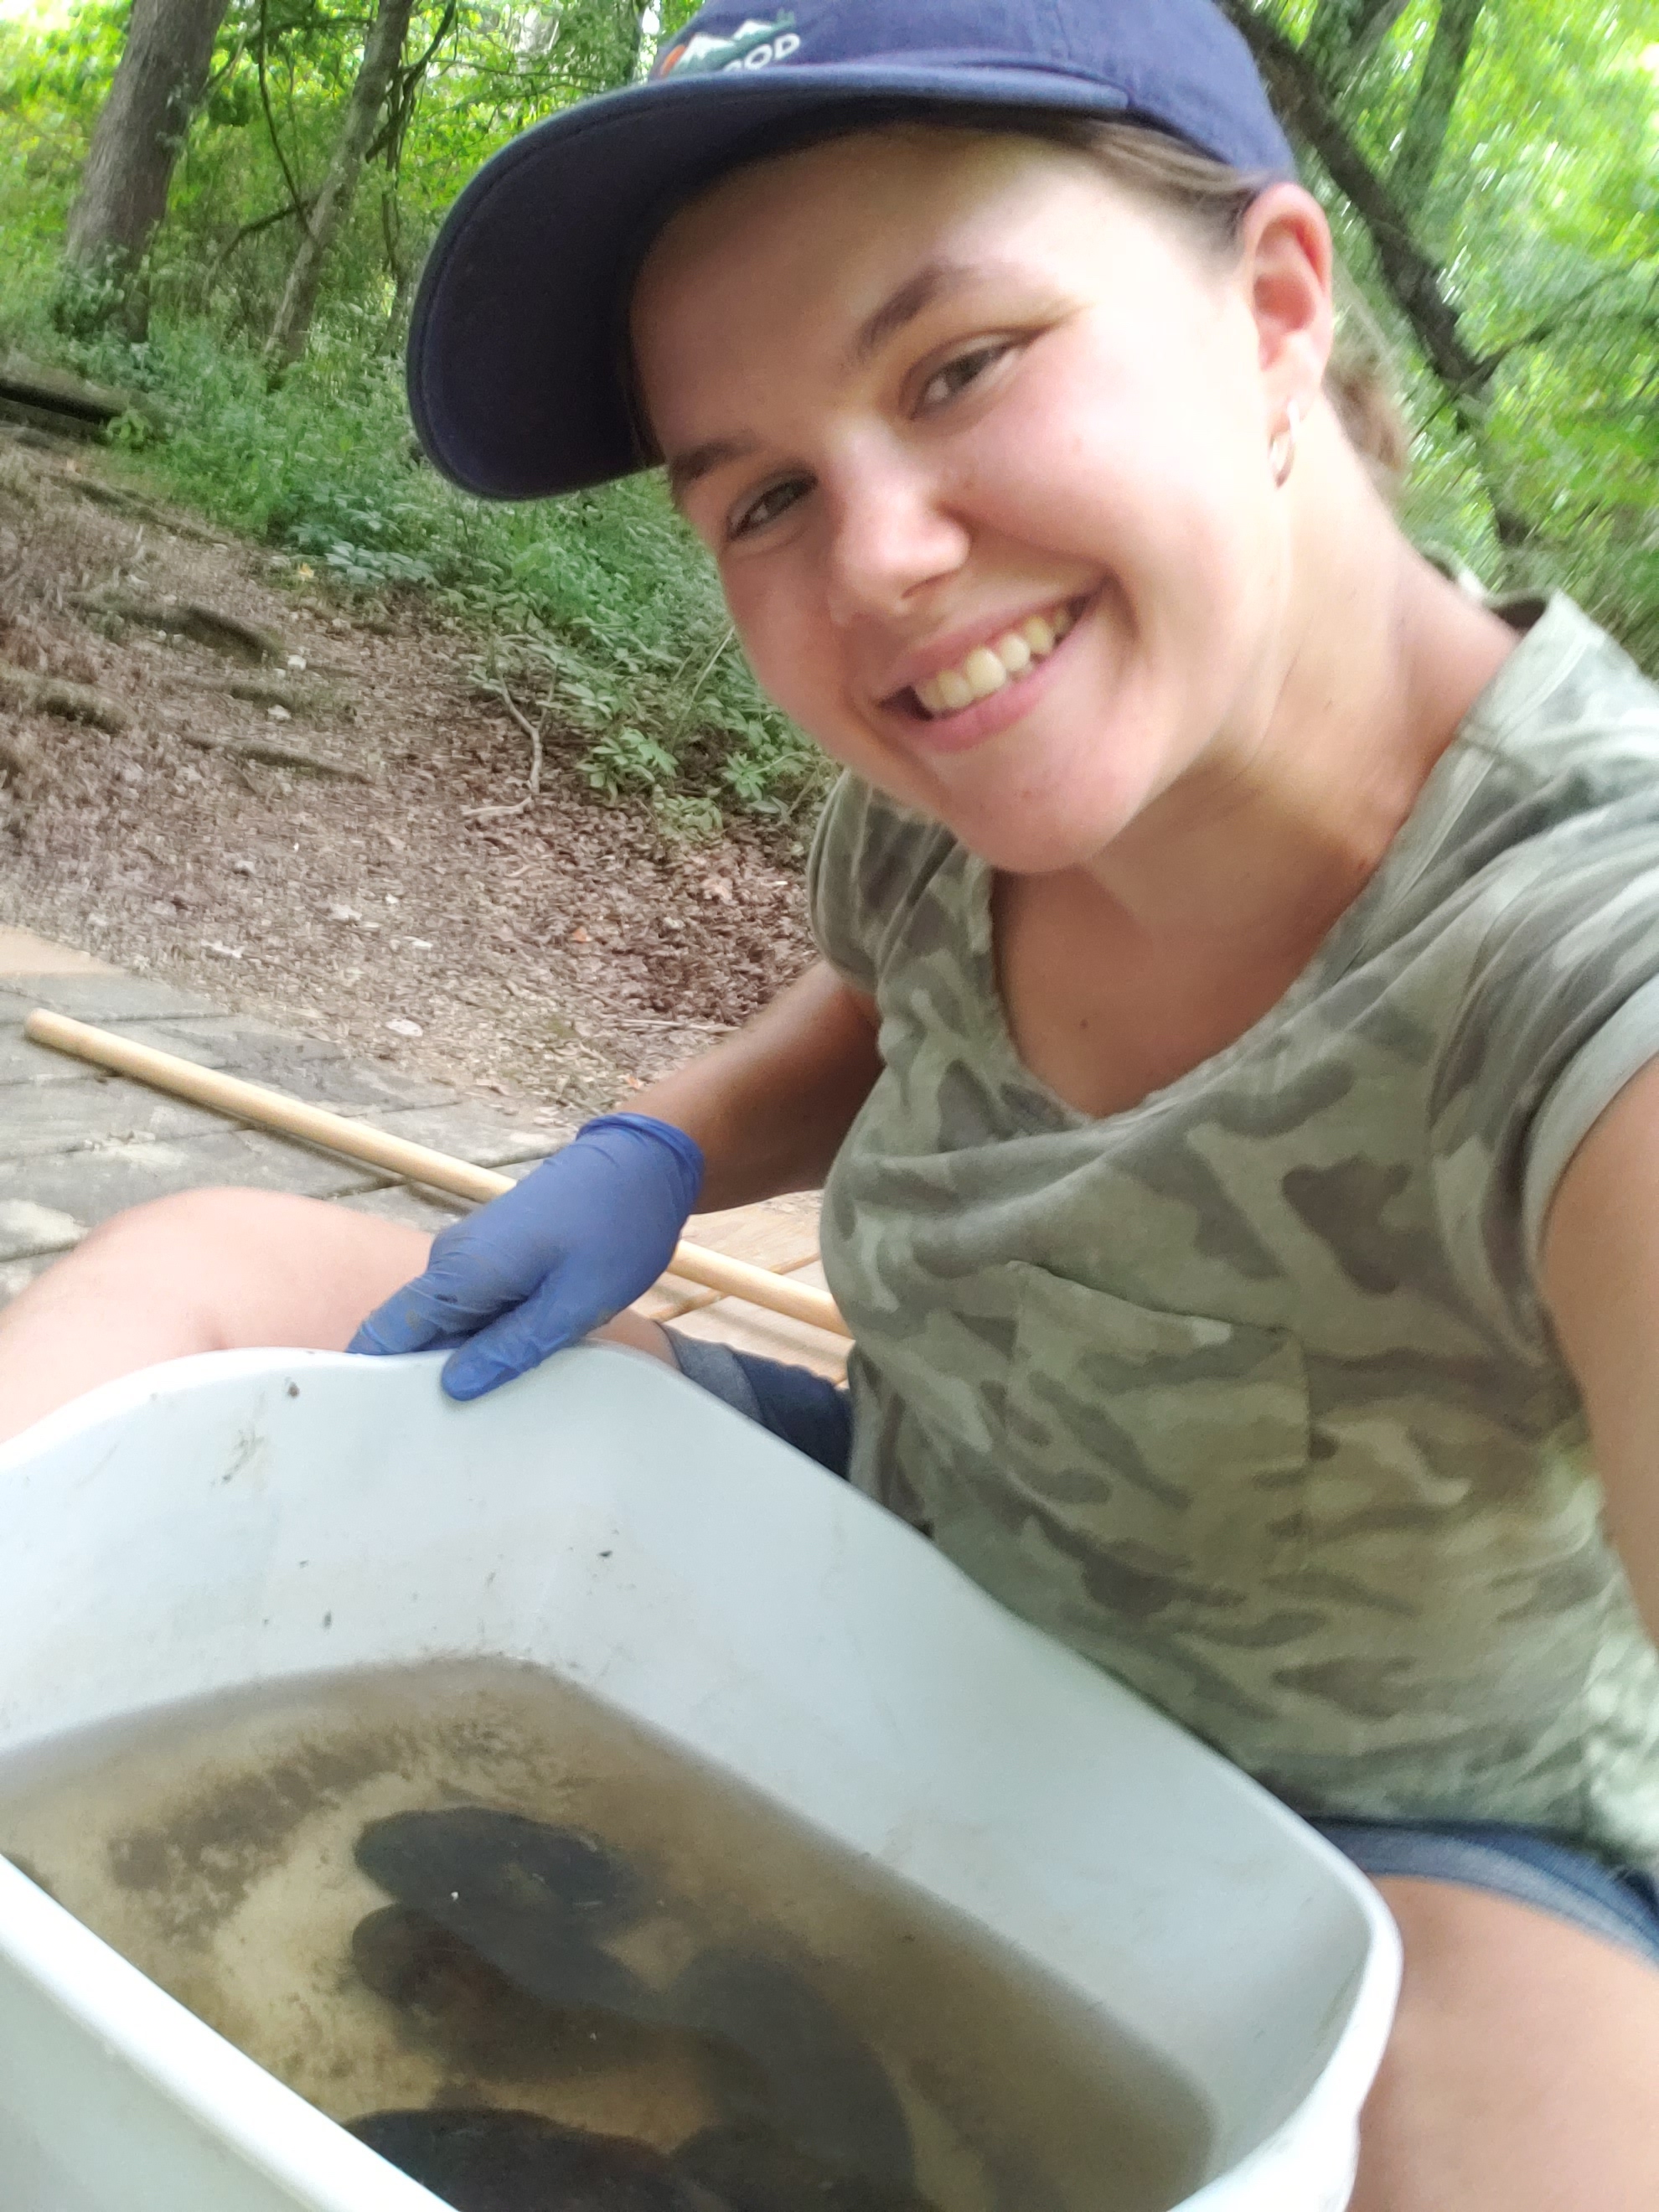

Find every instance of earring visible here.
[1269,398,1302,488]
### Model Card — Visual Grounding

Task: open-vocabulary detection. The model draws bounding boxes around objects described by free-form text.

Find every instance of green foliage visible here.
[1,0,1653,820]
[1,1,705,339]
[1248,0,1659,666]
[0,0,123,271]
[0,0,811,816]
[10,294,819,814]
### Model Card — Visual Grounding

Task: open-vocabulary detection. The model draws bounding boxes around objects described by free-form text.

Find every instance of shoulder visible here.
[1417,602,1659,1321]
[1389,597,1659,974]
[1461,593,1659,790]
[806,773,964,992]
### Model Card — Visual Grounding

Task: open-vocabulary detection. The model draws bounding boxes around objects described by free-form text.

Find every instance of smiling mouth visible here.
[897,600,1081,721]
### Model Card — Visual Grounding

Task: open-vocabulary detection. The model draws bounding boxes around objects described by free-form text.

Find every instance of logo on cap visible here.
[654,14,801,78]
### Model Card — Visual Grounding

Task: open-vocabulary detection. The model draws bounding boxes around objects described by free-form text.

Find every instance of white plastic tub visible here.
[0,1344,1398,2211]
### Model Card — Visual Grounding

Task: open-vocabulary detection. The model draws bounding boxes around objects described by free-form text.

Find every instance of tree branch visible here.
[255,0,306,215]
[1477,269,1649,374]
[209,194,314,282]
[1217,0,1492,400]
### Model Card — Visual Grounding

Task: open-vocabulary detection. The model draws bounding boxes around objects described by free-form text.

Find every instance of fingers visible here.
[349,1278,484,1357]
[348,1233,549,1356]
[347,1122,702,1395]
[439,1274,611,1401]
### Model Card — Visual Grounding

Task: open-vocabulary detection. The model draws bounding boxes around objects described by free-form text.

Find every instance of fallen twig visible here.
[483,680,545,796]
[592,1014,737,1034]
[463,797,532,819]
[0,661,131,732]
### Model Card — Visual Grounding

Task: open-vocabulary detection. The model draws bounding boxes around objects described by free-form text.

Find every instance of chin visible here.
[939,796,1134,876]
[930,755,1152,875]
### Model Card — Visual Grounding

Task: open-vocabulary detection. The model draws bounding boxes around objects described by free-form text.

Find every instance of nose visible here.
[821,439,969,627]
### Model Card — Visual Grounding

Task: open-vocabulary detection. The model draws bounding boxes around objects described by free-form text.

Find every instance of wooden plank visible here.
[636,1193,824,1322]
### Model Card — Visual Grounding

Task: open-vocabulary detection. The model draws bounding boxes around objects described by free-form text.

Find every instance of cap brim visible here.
[407,64,1181,502]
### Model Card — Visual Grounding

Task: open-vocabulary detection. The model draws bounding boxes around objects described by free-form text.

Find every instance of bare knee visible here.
[62,1188,357,1335]
[74,1186,326,1268]
[0,1189,430,1444]
[7,1187,429,1360]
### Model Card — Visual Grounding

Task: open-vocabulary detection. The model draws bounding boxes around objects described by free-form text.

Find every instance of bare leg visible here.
[1351,1874,1659,2209]
[0,1188,674,1446]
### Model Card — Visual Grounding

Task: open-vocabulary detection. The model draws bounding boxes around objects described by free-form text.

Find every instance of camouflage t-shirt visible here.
[809,594,1659,1863]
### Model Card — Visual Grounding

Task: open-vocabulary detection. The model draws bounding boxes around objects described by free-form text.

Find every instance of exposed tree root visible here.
[171,728,372,781]
[0,661,131,732]
[74,589,286,664]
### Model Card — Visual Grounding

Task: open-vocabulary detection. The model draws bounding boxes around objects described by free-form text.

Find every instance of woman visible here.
[7,2,1659,2200]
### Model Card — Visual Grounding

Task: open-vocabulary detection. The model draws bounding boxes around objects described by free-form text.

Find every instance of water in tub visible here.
[0,1659,1208,2209]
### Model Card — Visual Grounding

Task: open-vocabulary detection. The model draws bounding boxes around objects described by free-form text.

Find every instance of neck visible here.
[1080,431,1518,956]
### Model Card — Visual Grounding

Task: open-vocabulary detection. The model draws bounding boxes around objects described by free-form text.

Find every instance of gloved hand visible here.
[349,1113,704,1400]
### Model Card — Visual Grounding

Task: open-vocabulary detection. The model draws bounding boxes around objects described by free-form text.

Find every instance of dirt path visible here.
[0,427,815,1126]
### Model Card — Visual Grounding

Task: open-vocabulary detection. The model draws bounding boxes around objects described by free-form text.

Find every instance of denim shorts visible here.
[665,1330,1659,1972]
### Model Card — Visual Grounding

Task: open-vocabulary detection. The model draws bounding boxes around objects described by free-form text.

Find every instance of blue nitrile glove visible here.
[349,1113,704,1401]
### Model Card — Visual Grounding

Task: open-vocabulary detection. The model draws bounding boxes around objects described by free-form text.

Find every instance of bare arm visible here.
[1541,1057,1659,1646]
[633,959,881,1212]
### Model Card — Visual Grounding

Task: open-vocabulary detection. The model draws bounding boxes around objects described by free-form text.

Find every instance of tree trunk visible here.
[264,0,416,370]
[63,0,230,334]
[1221,0,1491,401]
[1217,0,1544,576]
[628,3,662,83]
[1389,0,1486,214]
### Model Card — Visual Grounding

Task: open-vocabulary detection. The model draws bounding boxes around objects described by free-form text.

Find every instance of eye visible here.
[916,339,1014,414]
[727,474,811,541]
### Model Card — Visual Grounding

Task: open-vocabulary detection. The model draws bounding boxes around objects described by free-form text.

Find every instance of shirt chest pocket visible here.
[1000,1264,1310,1605]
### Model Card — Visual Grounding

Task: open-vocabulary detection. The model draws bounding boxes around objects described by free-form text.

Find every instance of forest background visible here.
[0,0,1656,832]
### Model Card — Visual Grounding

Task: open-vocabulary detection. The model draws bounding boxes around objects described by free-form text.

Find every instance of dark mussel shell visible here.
[675,2121,942,2212]
[353,1902,659,2069]
[668,1950,912,2189]
[349,2107,728,2212]
[355,1806,645,1936]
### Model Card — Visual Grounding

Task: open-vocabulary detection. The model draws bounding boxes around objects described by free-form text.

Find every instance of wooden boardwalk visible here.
[0,928,845,1380]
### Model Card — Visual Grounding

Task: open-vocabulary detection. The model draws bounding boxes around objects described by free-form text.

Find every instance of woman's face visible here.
[632,127,1326,873]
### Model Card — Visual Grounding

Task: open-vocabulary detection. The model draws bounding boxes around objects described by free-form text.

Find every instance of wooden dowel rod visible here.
[24,1009,850,1338]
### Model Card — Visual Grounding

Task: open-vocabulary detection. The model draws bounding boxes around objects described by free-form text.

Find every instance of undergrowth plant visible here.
[5,283,824,826]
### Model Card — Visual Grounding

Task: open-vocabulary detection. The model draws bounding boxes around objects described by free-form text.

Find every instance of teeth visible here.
[962,646,1010,701]
[912,603,1074,718]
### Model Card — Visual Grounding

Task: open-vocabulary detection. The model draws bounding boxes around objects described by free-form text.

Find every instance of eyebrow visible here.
[665,434,761,507]
[845,256,995,372]
[663,257,1012,509]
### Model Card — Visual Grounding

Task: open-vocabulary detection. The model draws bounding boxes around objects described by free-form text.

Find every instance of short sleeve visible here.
[804,773,956,998]
[1430,803,1659,1341]
[804,773,879,993]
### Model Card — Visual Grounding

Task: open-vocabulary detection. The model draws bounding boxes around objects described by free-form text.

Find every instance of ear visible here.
[1237,183,1334,423]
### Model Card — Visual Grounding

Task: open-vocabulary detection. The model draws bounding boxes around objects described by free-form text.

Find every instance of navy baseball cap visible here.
[408,0,1295,502]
